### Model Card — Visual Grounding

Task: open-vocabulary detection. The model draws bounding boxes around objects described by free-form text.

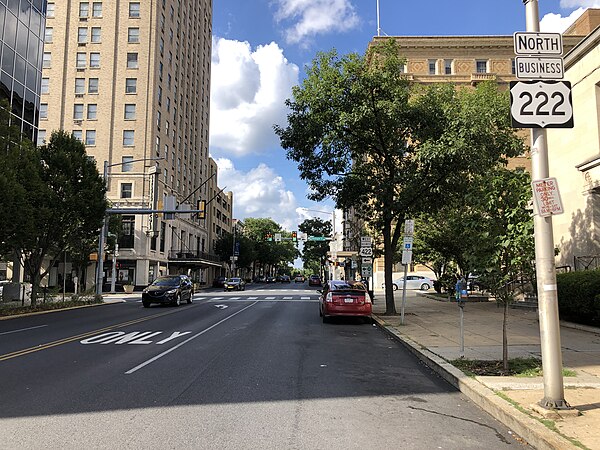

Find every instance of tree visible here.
[275,40,525,314]
[3,130,107,304]
[215,232,256,273]
[298,218,331,278]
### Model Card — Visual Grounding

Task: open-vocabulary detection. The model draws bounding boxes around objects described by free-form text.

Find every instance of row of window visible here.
[421,59,517,76]
[36,129,136,146]
[46,2,140,19]
[43,51,140,69]
[44,26,140,45]
[40,77,139,95]
[39,103,137,121]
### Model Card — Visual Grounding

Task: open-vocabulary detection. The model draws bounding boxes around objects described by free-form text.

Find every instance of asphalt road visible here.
[0,283,528,449]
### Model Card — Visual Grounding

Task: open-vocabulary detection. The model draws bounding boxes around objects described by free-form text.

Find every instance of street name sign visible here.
[532,177,564,217]
[513,32,563,55]
[510,81,573,128]
[358,247,373,257]
[308,236,328,241]
[515,56,563,80]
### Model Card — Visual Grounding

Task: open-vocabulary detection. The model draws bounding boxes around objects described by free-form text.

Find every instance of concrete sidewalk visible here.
[372,291,600,450]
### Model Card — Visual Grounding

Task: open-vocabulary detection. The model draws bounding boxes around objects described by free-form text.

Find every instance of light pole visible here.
[95,157,163,296]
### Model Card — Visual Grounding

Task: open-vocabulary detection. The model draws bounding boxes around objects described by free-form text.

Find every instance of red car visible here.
[319,280,372,323]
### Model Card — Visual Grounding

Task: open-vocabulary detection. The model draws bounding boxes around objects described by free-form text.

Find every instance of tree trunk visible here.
[503,300,509,371]
[383,219,396,315]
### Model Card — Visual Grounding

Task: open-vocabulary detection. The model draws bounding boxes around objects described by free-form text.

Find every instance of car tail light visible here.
[325,292,333,303]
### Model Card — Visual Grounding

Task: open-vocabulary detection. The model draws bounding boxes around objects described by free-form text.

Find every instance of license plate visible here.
[344,298,354,303]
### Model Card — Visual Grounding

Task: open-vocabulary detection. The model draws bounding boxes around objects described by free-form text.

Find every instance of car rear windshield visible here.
[227,278,241,282]
[330,281,366,291]
[153,277,179,286]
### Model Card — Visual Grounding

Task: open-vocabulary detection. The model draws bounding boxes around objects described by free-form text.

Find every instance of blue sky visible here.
[209,0,600,231]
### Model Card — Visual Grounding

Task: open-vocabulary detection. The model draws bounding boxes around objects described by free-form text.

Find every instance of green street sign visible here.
[308,236,328,241]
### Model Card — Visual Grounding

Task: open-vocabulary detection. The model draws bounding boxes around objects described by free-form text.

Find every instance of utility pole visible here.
[523,0,569,410]
[231,221,236,277]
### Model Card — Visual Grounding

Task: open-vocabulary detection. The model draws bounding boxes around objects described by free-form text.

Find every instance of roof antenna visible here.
[376,0,381,36]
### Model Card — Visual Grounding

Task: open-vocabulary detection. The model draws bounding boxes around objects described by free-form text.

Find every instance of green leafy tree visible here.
[3,130,107,304]
[275,40,524,314]
[298,218,331,278]
[215,232,256,273]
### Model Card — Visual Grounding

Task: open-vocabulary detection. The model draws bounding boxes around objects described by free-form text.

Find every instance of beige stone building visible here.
[40,0,229,290]
[547,20,600,271]
[348,19,594,287]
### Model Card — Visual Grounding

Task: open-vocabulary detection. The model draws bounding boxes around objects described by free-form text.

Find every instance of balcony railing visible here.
[168,250,221,263]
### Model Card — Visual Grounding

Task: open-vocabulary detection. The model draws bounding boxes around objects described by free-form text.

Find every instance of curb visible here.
[373,315,579,450]
[0,300,124,321]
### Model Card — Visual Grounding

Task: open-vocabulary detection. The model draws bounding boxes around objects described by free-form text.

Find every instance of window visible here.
[127,27,139,43]
[444,59,453,75]
[125,78,137,93]
[47,3,56,17]
[124,103,136,119]
[73,104,84,119]
[41,78,50,94]
[85,130,96,145]
[122,156,134,172]
[87,104,97,119]
[44,28,53,43]
[120,215,135,248]
[72,130,82,141]
[120,184,133,199]
[78,27,87,43]
[129,2,140,18]
[39,104,48,119]
[75,78,85,94]
[90,52,100,68]
[76,52,86,68]
[123,130,134,146]
[88,78,99,93]
[42,52,51,68]
[476,60,488,73]
[79,2,89,18]
[127,53,138,69]
[428,59,436,75]
[92,2,102,17]
[37,130,47,146]
[90,27,101,43]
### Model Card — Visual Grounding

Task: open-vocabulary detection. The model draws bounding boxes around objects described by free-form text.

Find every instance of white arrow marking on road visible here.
[214,304,229,309]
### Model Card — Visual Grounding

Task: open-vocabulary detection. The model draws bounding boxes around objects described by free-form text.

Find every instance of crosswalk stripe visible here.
[265,296,275,300]
[283,296,292,299]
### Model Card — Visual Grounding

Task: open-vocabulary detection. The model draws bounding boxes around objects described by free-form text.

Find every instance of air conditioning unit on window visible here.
[74,120,82,125]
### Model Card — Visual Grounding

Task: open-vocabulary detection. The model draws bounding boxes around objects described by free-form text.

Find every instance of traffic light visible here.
[196,200,206,219]
[292,231,297,242]
[265,233,273,242]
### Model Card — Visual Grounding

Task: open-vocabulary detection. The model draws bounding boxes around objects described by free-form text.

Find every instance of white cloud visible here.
[215,158,299,230]
[210,38,299,156]
[540,2,600,32]
[273,0,360,45]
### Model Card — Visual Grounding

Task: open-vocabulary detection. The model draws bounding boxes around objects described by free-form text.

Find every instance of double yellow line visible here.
[0,309,179,362]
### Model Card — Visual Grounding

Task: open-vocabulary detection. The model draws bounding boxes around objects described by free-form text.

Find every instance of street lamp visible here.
[95,157,163,296]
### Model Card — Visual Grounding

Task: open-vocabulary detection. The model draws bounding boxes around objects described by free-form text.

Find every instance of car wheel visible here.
[142,301,150,308]
[392,284,398,291]
[173,294,181,306]
[420,283,430,290]
[322,314,329,323]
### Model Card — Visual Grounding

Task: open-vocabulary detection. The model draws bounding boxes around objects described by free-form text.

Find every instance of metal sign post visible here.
[520,0,570,410]
[400,220,414,325]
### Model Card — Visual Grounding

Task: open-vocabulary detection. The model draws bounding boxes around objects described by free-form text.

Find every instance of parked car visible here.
[254,275,266,283]
[382,275,434,291]
[280,275,291,283]
[142,275,193,307]
[212,276,226,288]
[0,279,10,299]
[294,275,305,283]
[224,277,246,291]
[308,275,322,286]
[266,276,277,283]
[319,280,372,323]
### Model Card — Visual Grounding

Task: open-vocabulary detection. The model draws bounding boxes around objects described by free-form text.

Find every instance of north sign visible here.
[510,81,573,128]
[513,32,563,55]
[515,56,563,80]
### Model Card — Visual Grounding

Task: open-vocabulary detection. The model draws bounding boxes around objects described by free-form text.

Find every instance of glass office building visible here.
[0,0,46,142]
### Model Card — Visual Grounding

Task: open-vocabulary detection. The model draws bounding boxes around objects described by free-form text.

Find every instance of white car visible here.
[383,275,434,291]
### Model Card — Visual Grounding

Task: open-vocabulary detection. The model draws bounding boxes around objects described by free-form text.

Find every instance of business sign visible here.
[515,56,563,80]
[510,81,573,128]
[513,32,563,55]
[532,177,564,217]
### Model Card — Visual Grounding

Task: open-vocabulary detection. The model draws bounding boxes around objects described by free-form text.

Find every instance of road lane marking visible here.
[301,297,311,300]
[283,297,292,300]
[265,297,275,300]
[0,309,187,362]
[0,324,48,336]
[230,297,240,300]
[125,301,259,374]
[214,304,228,309]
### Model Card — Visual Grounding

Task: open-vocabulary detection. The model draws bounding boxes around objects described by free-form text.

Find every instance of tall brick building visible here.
[40,0,229,289]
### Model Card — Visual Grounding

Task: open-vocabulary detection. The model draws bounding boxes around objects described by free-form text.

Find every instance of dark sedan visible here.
[142,275,193,307]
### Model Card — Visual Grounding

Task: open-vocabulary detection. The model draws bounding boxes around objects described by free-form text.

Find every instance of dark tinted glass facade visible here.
[0,0,46,141]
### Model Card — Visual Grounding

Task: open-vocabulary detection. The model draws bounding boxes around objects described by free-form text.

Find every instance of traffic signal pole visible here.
[523,0,569,410]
